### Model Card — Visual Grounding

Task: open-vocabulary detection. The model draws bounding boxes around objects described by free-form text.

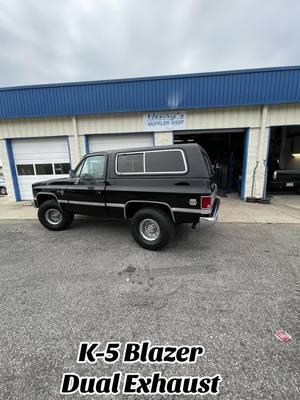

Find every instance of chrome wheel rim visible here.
[45,208,63,225]
[0,188,6,195]
[139,218,160,241]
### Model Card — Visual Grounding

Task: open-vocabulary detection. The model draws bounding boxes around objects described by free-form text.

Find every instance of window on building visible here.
[35,164,54,175]
[145,150,187,173]
[117,153,144,174]
[16,164,35,176]
[54,163,71,175]
[79,155,105,179]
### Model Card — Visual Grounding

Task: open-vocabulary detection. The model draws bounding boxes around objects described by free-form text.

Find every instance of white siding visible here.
[0,104,299,141]
[77,113,143,135]
[187,106,262,130]
[244,127,269,198]
[0,117,72,139]
[267,104,300,126]
[88,133,153,152]
[154,132,173,145]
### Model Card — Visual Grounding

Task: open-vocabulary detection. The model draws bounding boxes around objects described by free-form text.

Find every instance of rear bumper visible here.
[200,197,220,224]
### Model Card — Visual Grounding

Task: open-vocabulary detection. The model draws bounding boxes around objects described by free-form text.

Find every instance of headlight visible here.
[273,170,277,180]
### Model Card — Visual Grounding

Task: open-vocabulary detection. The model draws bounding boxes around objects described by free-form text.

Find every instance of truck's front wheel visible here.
[131,207,175,250]
[38,199,74,231]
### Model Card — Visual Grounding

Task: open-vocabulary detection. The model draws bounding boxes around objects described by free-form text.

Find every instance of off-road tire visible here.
[38,199,74,231]
[130,207,175,250]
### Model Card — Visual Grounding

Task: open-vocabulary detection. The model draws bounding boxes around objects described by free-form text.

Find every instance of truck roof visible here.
[86,142,205,157]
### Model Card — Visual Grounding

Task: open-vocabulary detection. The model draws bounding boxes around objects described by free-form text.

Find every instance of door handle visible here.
[175,182,190,186]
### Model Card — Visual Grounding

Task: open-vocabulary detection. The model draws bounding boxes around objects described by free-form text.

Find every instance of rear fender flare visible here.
[124,200,175,222]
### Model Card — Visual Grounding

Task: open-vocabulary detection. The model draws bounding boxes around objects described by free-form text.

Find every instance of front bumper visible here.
[200,197,220,225]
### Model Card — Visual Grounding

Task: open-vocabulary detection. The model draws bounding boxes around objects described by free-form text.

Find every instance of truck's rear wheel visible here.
[38,199,74,231]
[131,207,175,250]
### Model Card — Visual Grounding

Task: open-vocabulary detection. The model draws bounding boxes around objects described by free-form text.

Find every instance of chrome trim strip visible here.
[58,200,68,204]
[115,149,188,176]
[34,186,68,190]
[172,207,211,215]
[124,200,175,222]
[34,185,104,191]
[68,200,105,206]
[106,203,125,208]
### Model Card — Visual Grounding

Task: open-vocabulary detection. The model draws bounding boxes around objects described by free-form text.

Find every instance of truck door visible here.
[64,154,107,216]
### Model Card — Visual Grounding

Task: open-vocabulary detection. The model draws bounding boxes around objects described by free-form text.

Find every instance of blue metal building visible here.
[0,66,299,119]
[0,66,299,202]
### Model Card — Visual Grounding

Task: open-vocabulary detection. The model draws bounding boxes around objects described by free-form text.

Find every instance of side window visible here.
[145,150,186,173]
[79,155,105,179]
[117,153,144,174]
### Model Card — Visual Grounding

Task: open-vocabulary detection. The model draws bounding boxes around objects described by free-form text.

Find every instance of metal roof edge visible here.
[1,65,299,92]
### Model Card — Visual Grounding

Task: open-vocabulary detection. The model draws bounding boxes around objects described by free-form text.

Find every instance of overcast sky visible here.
[0,0,299,87]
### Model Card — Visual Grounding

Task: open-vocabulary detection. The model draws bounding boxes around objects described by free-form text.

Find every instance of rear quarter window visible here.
[145,150,187,173]
[115,149,188,175]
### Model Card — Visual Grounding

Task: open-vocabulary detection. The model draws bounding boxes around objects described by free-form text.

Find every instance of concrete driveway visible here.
[0,218,299,399]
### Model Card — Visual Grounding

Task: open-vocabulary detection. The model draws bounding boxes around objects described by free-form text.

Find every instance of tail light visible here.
[201,195,212,209]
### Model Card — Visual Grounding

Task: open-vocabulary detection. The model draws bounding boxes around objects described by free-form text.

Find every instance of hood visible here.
[32,177,71,188]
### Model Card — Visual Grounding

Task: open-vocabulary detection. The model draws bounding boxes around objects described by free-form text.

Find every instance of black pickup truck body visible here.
[268,169,300,193]
[33,143,220,250]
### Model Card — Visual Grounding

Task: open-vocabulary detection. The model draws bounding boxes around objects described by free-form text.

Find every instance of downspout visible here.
[257,106,270,202]
[246,105,269,202]
[262,128,271,201]
[251,161,259,198]
[256,105,268,199]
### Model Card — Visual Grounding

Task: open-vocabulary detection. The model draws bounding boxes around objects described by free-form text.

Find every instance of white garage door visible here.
[12,137,70,200]
[88,133,153,152]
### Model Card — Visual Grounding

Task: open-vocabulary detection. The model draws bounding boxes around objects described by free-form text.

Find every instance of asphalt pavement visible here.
[0,218,299,399]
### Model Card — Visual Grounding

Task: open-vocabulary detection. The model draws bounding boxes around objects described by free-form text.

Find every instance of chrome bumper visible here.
[200,198,220,225]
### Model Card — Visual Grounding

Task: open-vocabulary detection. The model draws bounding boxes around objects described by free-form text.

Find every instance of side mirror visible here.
[69,169,76,178]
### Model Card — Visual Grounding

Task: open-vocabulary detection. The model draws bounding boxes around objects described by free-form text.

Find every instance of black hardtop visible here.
[85,143,206,157]
[79,143,211,179]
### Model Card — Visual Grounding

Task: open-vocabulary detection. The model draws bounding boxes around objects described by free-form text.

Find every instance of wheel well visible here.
[125,202,174,222]
[36,193,58,207]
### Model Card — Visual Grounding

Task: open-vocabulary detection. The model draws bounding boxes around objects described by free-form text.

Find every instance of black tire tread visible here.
[38,199,74,231]
[130,207,175,251]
